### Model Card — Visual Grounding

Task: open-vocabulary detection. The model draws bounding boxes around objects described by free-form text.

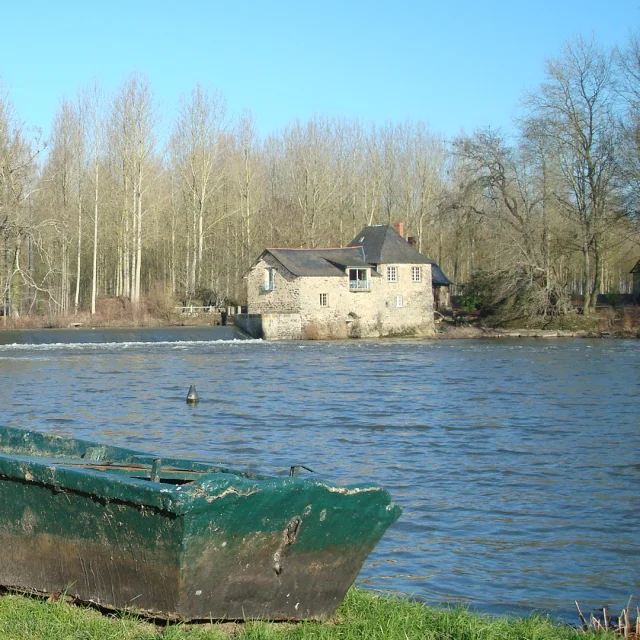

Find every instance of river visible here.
[0,326,638,621]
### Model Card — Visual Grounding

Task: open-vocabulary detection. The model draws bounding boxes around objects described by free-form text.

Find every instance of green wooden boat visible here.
[0,426,401,621]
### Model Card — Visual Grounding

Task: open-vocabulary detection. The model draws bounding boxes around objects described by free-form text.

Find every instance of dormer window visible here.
[348,268,370,290]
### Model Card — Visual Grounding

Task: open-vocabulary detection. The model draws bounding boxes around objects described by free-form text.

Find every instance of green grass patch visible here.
[0,588,608,640]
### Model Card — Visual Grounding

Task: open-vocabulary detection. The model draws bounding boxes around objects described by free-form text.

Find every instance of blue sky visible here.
[0,0,636,143]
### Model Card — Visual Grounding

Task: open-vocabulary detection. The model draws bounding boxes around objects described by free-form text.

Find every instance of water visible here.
[0,327,638,621]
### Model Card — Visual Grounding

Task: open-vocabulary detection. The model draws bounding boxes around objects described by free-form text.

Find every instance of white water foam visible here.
[0,338,263,352]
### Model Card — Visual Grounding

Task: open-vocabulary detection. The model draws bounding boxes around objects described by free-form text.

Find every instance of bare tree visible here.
[527,37,621,313]
[455,128,571,320]
[110,74,158,304]
[616,32,640,226]
[169,85,226,298]
[82,82,104,314]
[43,99,77,313]
[282,117,345,248]
[397,122,447,253]
[0,83,44,321]
[234,110,262,264]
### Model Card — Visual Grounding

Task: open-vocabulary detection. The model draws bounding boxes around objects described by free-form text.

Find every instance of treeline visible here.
[1,35,639,320]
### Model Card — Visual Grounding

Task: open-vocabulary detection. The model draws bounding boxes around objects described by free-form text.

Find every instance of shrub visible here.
[461,267,572,326]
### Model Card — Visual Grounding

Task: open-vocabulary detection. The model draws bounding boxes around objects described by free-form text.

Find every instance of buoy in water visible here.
[186,384,199,405]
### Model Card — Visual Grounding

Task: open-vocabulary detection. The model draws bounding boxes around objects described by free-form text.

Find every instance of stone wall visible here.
[246,255,300,314]
[296,263,434,338]
[235,312,303,340]
[262,313,303,340]
[367,263,434,337]
[234,313,264,339]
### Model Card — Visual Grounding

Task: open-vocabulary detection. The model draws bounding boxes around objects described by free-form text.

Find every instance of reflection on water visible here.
[0,328,638,620]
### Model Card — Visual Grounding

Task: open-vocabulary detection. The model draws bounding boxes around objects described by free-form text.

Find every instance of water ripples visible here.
[0,329,638,620]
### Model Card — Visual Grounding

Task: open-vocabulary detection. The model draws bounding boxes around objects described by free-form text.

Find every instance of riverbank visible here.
[436,306,640,339]
[0,297,223,332]
[436,326,638,339]
[0,588,601,640]
[1,299,638,338]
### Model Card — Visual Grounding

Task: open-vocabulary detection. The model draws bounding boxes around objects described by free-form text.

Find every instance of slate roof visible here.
[348,225,453,285]
[348,225,431,265]
[631,259,640,274]
[429,264,453,286]
[265,247,374,277]
[259,225,453,285]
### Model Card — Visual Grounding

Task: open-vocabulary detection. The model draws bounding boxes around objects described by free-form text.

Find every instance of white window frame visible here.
[261,267,275,292]
[319,293,328,306]
[396,295,403,308]
[387,266,397,283]
[348,268,371,290]
[412,266,421,283]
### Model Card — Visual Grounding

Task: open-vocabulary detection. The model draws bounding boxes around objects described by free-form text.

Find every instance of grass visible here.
[0,588,611,640]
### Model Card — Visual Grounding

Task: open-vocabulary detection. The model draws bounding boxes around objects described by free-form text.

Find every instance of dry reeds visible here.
[576,599,639,638]
[0,295,187,331]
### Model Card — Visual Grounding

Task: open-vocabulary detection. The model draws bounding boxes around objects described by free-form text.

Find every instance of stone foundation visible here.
[235,313,303,340]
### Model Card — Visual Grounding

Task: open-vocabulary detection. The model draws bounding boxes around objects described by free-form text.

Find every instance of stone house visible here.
[241,224,451,340]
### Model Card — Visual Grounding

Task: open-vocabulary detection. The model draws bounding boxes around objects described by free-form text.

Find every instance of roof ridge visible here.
[268,246,362,251]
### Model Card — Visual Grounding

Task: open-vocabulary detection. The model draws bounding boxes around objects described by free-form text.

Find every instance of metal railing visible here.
[174,306,216,314]
[349,280,371,290]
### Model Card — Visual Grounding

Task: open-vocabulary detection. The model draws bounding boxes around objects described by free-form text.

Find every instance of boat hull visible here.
[0,427,401,620]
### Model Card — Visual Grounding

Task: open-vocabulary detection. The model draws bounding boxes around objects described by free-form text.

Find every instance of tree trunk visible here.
[91,157,98,315]
[589,239,602,311]
[582,242,592,314]
[134,183,142,304]
[74,195,82,314]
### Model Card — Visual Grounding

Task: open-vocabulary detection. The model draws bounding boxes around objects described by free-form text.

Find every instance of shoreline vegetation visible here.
[0,587,620,640]
[0,296,638,339]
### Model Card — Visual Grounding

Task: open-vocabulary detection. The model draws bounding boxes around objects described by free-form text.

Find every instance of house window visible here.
[348,268,370,290]
[319,293,328,306]
[261,267,275,292]
[396,295,403,308]
[387,266,397,283]
[412,266,421,282]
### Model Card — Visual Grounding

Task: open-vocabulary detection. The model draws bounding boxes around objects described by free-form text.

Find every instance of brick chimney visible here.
[392,222,405,238]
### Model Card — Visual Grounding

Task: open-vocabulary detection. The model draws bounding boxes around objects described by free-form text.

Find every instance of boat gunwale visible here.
[0,448,393,517]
